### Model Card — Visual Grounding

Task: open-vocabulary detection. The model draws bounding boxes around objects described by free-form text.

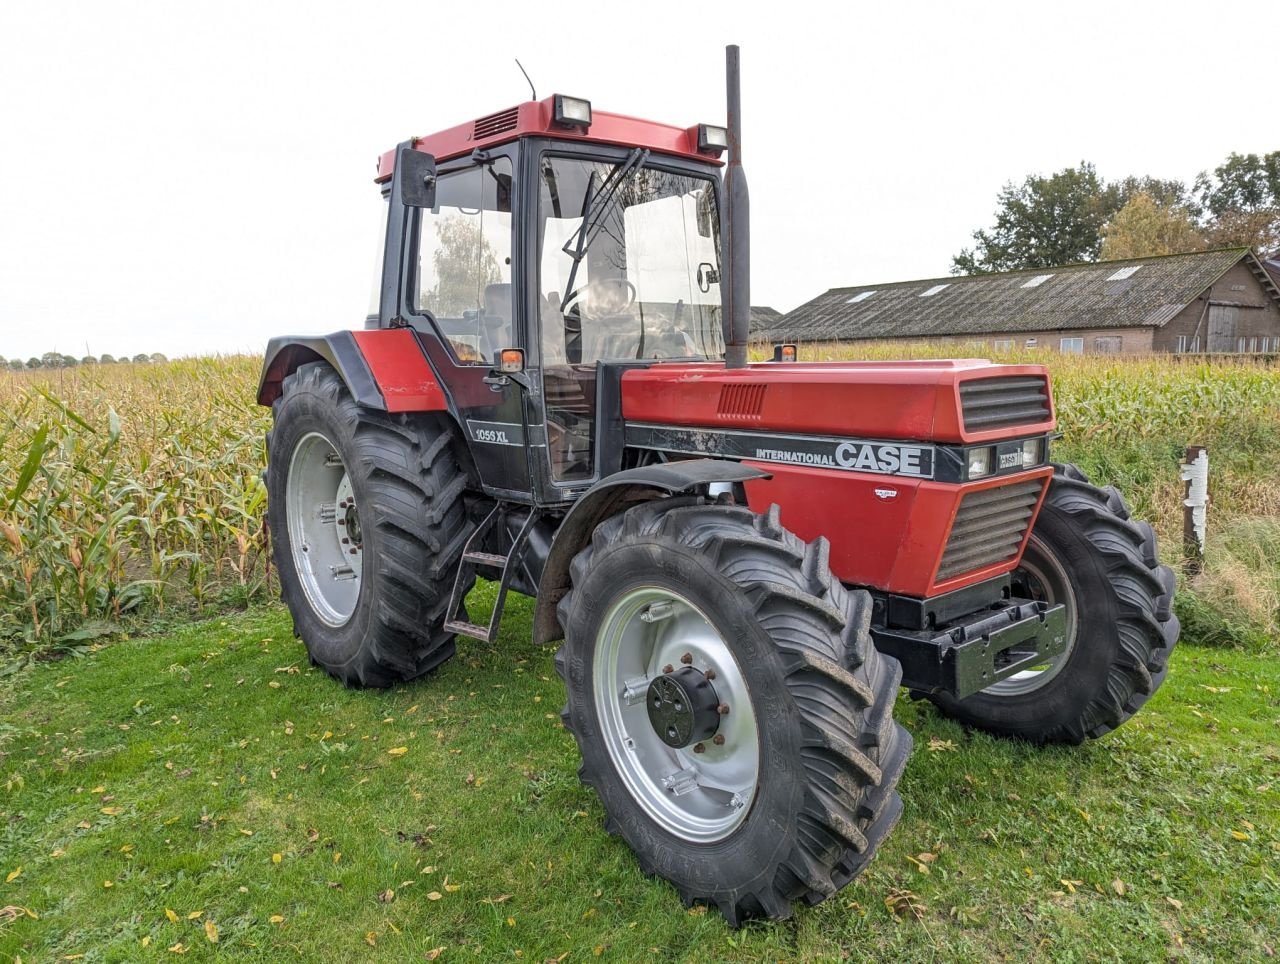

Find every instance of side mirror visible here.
[397,147,438,208]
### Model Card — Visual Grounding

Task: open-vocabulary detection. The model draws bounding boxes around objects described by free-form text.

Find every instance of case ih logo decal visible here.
[626,424,935,479]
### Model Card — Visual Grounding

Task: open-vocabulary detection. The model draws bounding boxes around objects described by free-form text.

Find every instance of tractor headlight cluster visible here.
[967,447,995,480]
[1021,438,1043,468]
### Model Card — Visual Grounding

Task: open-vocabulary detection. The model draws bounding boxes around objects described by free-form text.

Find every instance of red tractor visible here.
[257,48,1178,924]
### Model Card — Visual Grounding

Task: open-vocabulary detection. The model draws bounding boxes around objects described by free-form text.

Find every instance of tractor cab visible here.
[365,97,732,502]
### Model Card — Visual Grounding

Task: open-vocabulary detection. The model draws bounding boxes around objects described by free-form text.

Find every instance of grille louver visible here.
[936,479,1043,582]
[473,107,519,140]
[959,376,1050,431]
[716,383,767,419]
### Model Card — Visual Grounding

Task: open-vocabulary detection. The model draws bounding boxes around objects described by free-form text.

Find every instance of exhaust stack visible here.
[722,45,750,369]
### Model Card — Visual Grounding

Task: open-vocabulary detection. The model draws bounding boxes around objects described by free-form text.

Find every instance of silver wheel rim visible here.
[982,534,1078,696]
[285,431,363,627]
[592,587,760,842]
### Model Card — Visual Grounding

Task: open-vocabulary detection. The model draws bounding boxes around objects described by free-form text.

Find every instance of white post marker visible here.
[1179,445,1209,572]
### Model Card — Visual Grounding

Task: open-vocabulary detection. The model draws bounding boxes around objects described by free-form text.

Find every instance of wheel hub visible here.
[343,501,362,547]
[646,666,721,748]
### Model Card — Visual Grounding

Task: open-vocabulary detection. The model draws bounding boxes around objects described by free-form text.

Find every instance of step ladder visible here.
[443,503,538,643]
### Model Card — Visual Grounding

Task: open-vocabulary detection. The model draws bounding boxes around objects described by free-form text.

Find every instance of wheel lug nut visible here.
[704,668,716,680]
[717,703,730,716]
[337,519,345,526]
[712,734,725,746]
[680,653,693,665]
[692,743,705,754]
[662,664,673,674]
[341,537,349,544]
[349,548,358,555]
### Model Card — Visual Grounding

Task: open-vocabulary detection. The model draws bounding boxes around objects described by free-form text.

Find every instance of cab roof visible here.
[375,95,723,181]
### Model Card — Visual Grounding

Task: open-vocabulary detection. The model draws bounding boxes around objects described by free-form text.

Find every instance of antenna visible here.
[515,58,536,101]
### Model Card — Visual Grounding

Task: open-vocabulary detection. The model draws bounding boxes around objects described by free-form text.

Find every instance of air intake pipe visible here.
[722,45,750,369]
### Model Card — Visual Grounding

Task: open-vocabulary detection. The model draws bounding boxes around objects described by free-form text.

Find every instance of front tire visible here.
[266,362,472,687]
[927,463,1179,743]
[555,499,910,925]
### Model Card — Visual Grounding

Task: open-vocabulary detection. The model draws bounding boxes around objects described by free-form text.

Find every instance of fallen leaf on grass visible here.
[365,932,377,947]
[1,906,39,922]
[1111,879,1127,896]
[427,891,443,901]
[5,867,21,883]
[884,888,926,921]
[186,911,203,920]
[168,944,185,954]
[926,737,957,753]
[387,747,408,757]
[203,920,218,943]
[378,889,395,903]
[482,894,513,905]
[425,949,445,961]
[165,909,179,922]
[1230,830,1250,841]
[269,915,284,924]
[1165,896,1183,910]
[272,853,283,864]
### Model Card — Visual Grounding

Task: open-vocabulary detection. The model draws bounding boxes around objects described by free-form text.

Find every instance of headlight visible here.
[1021,438,1044,468]
[968,447,995,479]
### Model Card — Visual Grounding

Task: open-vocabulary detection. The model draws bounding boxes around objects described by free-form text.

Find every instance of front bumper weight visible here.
[871,599,1069,700]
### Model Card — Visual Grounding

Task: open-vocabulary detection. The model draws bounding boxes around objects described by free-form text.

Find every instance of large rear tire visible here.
[266,362,473,687]
[926,463,1179,743]
[555,498,911,925]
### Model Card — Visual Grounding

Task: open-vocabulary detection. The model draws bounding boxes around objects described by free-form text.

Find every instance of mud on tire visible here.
[927,462,1180,743]
[266,362,472,687]
[554,497,911,925]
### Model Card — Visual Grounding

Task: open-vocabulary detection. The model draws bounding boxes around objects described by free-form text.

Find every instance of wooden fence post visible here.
[1179,445,1208,573]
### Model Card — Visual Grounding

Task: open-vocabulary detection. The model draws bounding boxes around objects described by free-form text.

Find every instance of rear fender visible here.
[257,329,448,412]
[532,460,770,645]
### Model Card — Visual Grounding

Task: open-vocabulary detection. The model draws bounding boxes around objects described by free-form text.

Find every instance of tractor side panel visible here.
[350,329,448,412]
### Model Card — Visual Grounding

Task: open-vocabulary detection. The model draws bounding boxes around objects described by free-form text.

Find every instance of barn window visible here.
[846,290,876,304]
[1025,338,1038,348]
[919,284,950,298]
[993,339,1014,351]
[1021,274,1053,288]
[1175,335,1188,353]
[1059,337,1084,354]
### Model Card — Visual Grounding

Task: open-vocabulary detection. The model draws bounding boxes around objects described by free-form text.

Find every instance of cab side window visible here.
[416,158,514,363]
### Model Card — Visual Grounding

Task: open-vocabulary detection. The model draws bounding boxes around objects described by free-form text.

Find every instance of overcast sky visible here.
[1,0,1273,361]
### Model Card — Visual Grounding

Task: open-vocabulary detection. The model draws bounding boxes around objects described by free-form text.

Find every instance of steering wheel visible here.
[563,278,637,320]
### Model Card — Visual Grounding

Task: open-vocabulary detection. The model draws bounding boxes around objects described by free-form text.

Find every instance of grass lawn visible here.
[1,586,1276,962]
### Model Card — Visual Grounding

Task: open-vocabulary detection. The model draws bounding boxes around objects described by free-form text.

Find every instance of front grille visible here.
[959,376,1050,431]
[473,107,519,140]
[936,479,1043,582]
[716,383,767,419]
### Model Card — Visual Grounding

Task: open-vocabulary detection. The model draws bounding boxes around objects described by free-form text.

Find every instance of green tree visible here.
[99,354,116,364]
[422,215,501,317]
[26,357,41,369]
[149,352,167,363]
[8,359,24,371]
[952,163,1121,274]
[81,355,98,365]
[1101,191,1204,260]
[132,353,150,364]
[1195,152,1280,256]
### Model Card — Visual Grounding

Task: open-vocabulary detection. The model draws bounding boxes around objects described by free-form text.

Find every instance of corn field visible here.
[0,358,270,654]
[3,348,1280,657]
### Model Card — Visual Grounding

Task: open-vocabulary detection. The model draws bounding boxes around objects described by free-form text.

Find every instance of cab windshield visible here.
[537,155,723,366]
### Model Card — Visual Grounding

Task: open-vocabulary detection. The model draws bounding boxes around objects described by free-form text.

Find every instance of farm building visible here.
[760,248,1280,354]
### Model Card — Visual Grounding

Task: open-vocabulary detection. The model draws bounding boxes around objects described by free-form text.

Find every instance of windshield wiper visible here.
[560,148,649,310]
